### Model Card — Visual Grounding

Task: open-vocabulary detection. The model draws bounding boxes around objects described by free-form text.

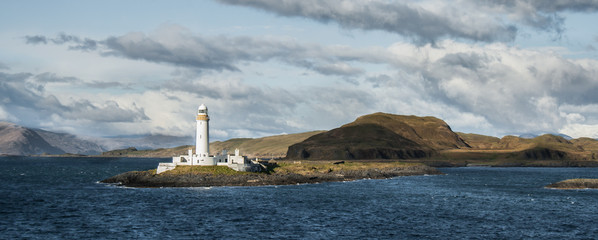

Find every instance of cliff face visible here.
[286,113,467,160]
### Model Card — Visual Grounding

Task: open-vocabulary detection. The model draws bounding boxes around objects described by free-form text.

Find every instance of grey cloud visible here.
[158,76,305,135]
[25,35,47,44]
[438,53,490,70]
[472,0,598,36]
[0,71,149,125]
[34,72,80,83]
[25,33,98,51]
[64,100,149,122]
[218,0,598,43]
[312,63,364,76]
[161,77,299,113]
[103,34,240,72]
[217,0,518,43]
[51,33,80,44]
[31,28,373,77]
[390,41,598,134]
[85,81,129,89]
[520,0,598,12]
[0,62,8,70]
[0,72,32,82]
[366,74,392,88]
[69,38,98,51]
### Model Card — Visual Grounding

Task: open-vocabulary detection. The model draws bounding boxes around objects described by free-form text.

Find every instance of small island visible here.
[546,179,598,189]
[100,161,441,188]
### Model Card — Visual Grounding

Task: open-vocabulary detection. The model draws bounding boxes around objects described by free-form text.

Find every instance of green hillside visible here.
[210,130,325,158]
[286,113,468,160]
[445,133,598,164]
[102,131,324,158]
[345,113,470,150]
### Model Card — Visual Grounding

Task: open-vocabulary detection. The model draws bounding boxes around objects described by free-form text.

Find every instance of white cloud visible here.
[385,40,598,135]
[560,124,598,139]
[8,20,598,140]
[0,105,17,122]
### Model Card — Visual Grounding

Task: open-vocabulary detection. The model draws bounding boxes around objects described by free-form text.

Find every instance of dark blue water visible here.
[1,157,598,239]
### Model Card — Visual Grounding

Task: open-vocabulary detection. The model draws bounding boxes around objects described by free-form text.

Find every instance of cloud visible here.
[469,0,598,37]
[0,105,17,122]
[25,35,47,44]
[560,123,598,139]
[26,26,384,77]
[34,72,80,83]
[0,71,149,127]
[218,0,598,43]
[492,0,598,12]
[18,26,598,138]
[385,40,598,135]
[217,0,518,43]
[159,76,302,132]
[102,26,376,76]
[24,33,98,51]
[84,81,129,89]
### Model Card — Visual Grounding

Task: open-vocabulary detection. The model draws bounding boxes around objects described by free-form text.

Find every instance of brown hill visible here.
[456,132,500,149]
[102,131,324,158]
[286,124,435,160]
[344,113,470,150]
[286,113,468,160]
[458,133,584,151]
[0,122,64,155]
[448,133,595,162]
[571,138,598,152]
[210,131,325,158]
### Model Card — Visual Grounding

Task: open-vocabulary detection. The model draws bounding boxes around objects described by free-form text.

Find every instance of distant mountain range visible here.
[0,122,103,155]
[0,121,191,156]
[93,134,192,151]
[2,115,598,166]
[0,122,66,155]
[519,133,573,140]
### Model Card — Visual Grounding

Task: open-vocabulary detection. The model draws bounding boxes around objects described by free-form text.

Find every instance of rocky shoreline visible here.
[100,164,441,188]
[546,178,598,189]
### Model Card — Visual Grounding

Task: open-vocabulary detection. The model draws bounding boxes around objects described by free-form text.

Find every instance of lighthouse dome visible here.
[198,104,208,114]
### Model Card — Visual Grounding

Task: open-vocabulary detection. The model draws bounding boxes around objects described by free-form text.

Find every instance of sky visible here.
[2,0,598,141]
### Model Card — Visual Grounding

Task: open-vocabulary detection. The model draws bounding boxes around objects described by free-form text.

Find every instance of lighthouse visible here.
[157,104,257,173]
[196,104,209,157]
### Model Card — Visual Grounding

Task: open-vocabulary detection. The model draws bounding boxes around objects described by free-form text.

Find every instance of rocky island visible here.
[101,161,441,188]
[546,179,598,189]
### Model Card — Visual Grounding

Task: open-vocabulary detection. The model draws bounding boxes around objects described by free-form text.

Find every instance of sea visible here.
[1,157,598,239]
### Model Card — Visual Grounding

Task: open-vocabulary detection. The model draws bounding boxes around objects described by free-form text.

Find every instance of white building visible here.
[157,104,260,174]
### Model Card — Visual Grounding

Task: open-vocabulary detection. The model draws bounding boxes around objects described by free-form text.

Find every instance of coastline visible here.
[546,179,598,189]
[100,162,441,188]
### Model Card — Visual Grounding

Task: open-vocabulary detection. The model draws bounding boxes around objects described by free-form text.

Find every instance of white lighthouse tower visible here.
[196,104,209,158]
[157,103,257,173]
